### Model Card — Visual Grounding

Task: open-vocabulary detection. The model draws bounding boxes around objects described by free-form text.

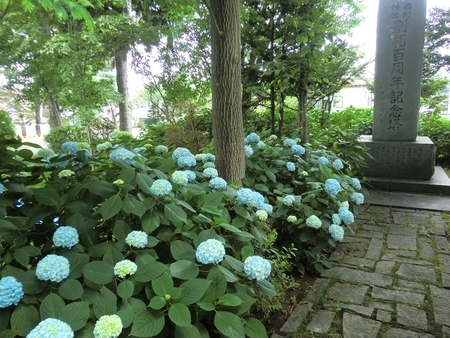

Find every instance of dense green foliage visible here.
[419,114,450,165]
[0,110,16,138]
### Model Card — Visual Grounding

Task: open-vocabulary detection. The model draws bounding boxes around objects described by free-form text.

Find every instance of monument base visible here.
[360,135,435,180]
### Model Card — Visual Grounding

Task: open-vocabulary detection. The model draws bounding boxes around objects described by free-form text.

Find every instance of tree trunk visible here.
[35,99,42,136]
[297,86,308,144]
[20,123,27,138]
[47,96,62,128]
[278,93,285,137]
[116,51,132,133]
[210,0,245,184]
[270,85,275,135]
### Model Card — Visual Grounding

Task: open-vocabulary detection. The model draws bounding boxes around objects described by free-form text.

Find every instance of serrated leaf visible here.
[100,194,122,220]
[119,167,135,182]
[117,280,134,300]
[93,286,117,318]
[58,301,90,330]
[257,279,277,298]
[122,196,147,217]
[224,255,244,272]
[40,293,65,320]
[164,203,187,223]
[136,173,152,192]
[168,303,191,327]
[214,311,245,338]
[141,210,160,233]
[59,279,84,300]
[217,294,243,307]
[66,252,90,279]
[134,261,166,282]
[83,261,114,285]
[130,309,165,337]
[149,296,166,310]
[178,279,211,305]
[218,265,238,282]
[170,260,199,280]
[151,272,173,297]
[112,220,132,241]
[174,325,202,338]
[204,191,223,207]
[11,304,39,336]
[170,240,195,261]
[33,188,60,207]
[244,317,268,338]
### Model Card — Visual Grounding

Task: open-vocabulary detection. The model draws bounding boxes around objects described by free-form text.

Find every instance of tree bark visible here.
[35,99,42,137]
[278,92,285,137]
[47,96,62,128]
[297,85,308,144]
[210,0,245,184]
[116,51,132,133]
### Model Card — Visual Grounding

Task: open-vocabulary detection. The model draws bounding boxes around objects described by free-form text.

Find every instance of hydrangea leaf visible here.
[130,309,165,337]
[136,173,153,192]
[11,304,39,336]
[39,293,65,320]
[168,303,191,327]
[141,210,160,233]
[118,168,135,182]
[170,240,195,261]
[257,279,276,298]
[116,308,134,328]
[244,318,268,338]
[134,262,166,283]
[174,324,202,338]
[170,260,199,280]
[149,296,166,310]
[82,261,114,285]
[33,188,60,207]
[93,286,117,318]
[58,279,83,300]
[58,301,89,330]
[122,196,147,217]
[214,311,245,338]
[217,294,243,307]
[117,280,134,300]
[164,204,187,224]
[100,195,123,221]
[218,266,238,282]
[177,279,211,305]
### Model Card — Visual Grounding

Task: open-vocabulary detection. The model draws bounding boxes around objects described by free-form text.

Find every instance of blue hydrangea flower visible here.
[306,215,322,229]
[114,260,138,278]
[125,231,148,248]
[283,138,296,147]
[177,155,196,168]
[287,215,297,223]
[245,145,254,158]
[0,183,4,194]
[255,210,268,221]
[283,195,295,206]
[243,256,271,281]
[133,147,146,154]
[245,132,260,143]
[262,203,273,214]
[155,145,169,155]
[329,224,345,241]
[203,161,216,169]
[93,315,123,338]
[61,141,90,157]
[350,178,362,190]
[324,179,341,196]
[318,156,329,165]
[96,142,112,152]
[36,255,70,283]
[184,170,196,182]
[27,318,73,338]
[195,239,225,264]
[209,177,227,190]
[172,147,192,160]
[291,144,305,155]
[150,179,172,196]
[350,192,365,205]
[286,162,296,172]
[332,213,342,225]
[332,159,344,170]
[0,276,24,308]
[339,208,355,225]
[53,226,79,249]
[202,153,216,163]
[37,148,57,161]
[203,167,218,179]
[15,198,24,208]
[109,148,136,165]
[171,171,188,186]
[256,141,266,148]
[53,216,60,226]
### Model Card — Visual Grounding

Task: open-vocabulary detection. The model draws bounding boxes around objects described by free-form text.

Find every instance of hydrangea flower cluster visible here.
[209,177,227,190]
[255,210,268,221]
[245,145,254,158]
[37,148,56,161]
[61,141,90,157]
[203,168,218,178]
[245,132,260,143]
[332,213,341,225]
[53,226,79,249]
[201,153,216,163]
[236,188,265,209]
[16,198,24,208]
[96,142,112,152]
[155,145,169,155]
[318,156,329,165]
[125,231,148,248]
[114,260,138,278]
[329,224,345,241]
[286,162,296,172]
[184,170,196,182]
[350,192,364,205]
[287,215,297,223]
[324,178,341,196]
[350,178,362,190]
[257,141,266,148]
[171,171,188,186]
[283,195,296,206]
[93,315,123,338]
[338,208,354,225]
[332,159,344,170]
[133,147,146,154]
[203,162,215,169]
[283,138,296,147]
[58,170,75,179]
[262,203,273,214]
[109,148,136,165]
[195,239,225,264]
[177,155,196,168]
[36,255,70,283]
[150,179,172,196]
[291,144,305,155]
[243,256,271,281]
[306,215,322,229]
[172,147,192,160]
[339,201,350,209]
[27,318,74,338]
[0,183,4,194]
[0,276,24,308]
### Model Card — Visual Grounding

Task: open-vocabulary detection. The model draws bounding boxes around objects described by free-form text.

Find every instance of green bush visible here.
[419,114,450,165]
[0,110,16,139]
[44,125,88,152]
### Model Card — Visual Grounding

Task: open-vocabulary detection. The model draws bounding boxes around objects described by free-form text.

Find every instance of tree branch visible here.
[201,0,223,37]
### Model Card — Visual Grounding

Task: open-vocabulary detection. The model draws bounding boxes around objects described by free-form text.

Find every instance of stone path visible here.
[272,205,450,338]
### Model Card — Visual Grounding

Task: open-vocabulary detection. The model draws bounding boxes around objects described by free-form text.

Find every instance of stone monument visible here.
[361,0,435,180]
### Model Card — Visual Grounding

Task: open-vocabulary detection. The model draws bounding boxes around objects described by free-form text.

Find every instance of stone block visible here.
[306,310,335,334]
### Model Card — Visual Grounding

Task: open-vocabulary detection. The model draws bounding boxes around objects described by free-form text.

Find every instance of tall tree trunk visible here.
[297,85,308,144]
[278,93,285,137]
[210,0,245,184]
[20,123,27,138]
[35,99,42,136]
[47,96,62,128]
[270,85,275,135]
[116,50,132,133]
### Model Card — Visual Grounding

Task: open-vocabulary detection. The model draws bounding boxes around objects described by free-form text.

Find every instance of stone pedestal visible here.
[360,135,435,180]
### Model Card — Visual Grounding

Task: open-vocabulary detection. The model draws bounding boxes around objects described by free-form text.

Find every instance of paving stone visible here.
[371,287,425,304]
[407,214,430,224]
[270,334,284,338]
[386,249,417,258]
[375,261,396,275]
[419,226,429,236]
[357,230,383,239]
[397,303,428,330]
[442,273,450,288]
[367,205,391,214]
[324,302,374,317]
[435,236,450,253]
[389,226,417,236]
[396,279,425,290]
[361,224,388,233]
[443,326,450,337]
[365,238,383,260]
[342,313,381,338]
[304,278,330,303]
[376,309,391,322]
[391,207,416,213]
[387,234,417,250]
[279,301,313,335]
[306,310,335,333]
[381,254,432,266]
[383,328,434,338]
[370,301,394,311]
[438,254,450,273]
[342,236,370,244]
[430,285,450,326]
[328,283,369,304]
[397,263,437,283]
[418,238,435,260]
[343,256,375,268]
[430,226,446,236]
[430,214,444,224]
[392,211,408,224]
[320,267,393,287]
[328,251,344,262]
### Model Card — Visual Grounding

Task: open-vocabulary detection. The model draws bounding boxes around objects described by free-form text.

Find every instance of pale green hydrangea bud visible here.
[255,210,268,221]
[58,170,75,179]
[287,215,297,223]
[93,315,123,338]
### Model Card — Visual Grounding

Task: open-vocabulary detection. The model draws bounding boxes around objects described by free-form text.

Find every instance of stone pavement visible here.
[272,205,450,338]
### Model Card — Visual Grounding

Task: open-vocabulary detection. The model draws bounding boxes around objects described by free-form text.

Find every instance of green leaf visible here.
[257,279,277,298]
[11,304,39,336]
[174,325,202,338]
[13,247,30,268]
[17,270,46,294]
[164,203,187,223]
[214,311,245,338]
[178,279,211,305]
[83,261,114,285]
[219,223,254,240]
[141,210,160,233]
[0,329,16,338]
[200,205,223,216]
[217,294,243,307]
[87,181,116,196]
[119,167,136,182]
[0,308,11,331]
[136,173,153,192]
[100,194,122,220]
[112,220,132,241]
[93,286,117,318]
[170,260,199,280]
[149,296,166,310]
[224,255,244,272]
[265,170,277,182]
[58,301,90,330]
[40,293,65,320]
[130,309,165,337]
[66,252,90,279]
[244,317,269,338]
[204,267,227,302]
[251,226,267,243]
[152,272,173,297]
[254,183,270,193]
[122,196,147,217]
[116,308,134,328]
[59,279,84,300]
[170,240,195,261]
[134,262,166,282]
[168,303,191,327]
[204,191,223,207]
[34,188,60,207]
[117,280,134,300]
[218,265,238,282]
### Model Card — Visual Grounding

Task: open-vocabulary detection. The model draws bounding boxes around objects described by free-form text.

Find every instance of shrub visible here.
[419,114,450,165]
[44,125,88,152]
[0,110,16,139]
